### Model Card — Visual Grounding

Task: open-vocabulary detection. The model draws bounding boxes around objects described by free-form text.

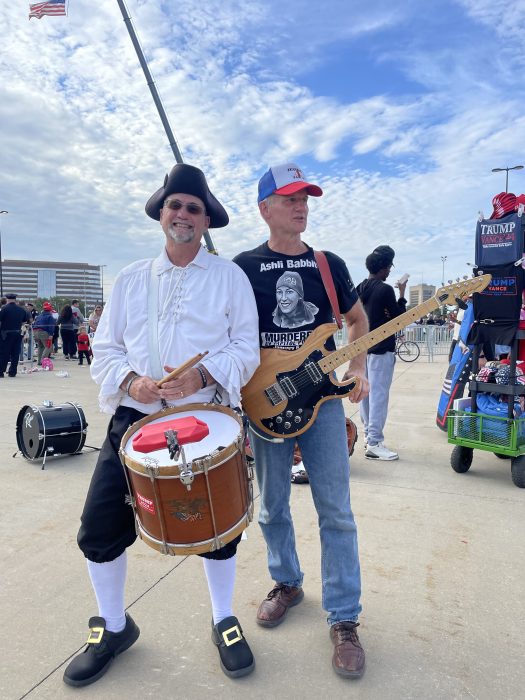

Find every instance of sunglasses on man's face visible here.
[163,200,205,216]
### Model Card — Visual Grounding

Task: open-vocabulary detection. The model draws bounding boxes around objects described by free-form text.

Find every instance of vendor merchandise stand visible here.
[448,330,525,487]
[447,202,525,488]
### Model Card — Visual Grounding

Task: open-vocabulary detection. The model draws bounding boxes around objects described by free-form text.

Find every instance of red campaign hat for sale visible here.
[514,194,525,210]
[489,192,517,219]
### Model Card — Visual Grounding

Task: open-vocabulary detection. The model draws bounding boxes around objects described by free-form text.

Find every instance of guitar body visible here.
[241,324,358,439]
[241,276,491,440]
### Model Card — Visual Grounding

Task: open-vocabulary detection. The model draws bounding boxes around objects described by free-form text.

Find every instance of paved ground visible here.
[1,354,524,700]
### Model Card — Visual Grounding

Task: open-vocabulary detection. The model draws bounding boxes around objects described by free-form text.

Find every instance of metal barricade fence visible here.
[403,325,453,360]
[334,323,453,361]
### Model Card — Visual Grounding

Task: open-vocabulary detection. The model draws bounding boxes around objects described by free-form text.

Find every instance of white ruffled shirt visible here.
[91,246,260,415]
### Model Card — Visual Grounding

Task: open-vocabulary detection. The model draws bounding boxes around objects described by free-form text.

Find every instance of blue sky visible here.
[1,0,525,298]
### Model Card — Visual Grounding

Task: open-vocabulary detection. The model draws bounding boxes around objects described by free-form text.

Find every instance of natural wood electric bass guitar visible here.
[241,275,491,439]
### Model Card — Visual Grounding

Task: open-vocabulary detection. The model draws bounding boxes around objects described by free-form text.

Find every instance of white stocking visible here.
[202,556,236,625]
[86,551,127,633]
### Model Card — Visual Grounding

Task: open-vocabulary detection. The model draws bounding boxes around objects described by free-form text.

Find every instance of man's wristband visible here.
[124,373,139,396]
[196,365,207,388]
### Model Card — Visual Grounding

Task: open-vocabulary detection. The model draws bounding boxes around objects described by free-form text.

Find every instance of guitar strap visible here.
[314,250,343,329]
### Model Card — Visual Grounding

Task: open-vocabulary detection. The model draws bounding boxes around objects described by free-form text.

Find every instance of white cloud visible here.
[0,0,524,301]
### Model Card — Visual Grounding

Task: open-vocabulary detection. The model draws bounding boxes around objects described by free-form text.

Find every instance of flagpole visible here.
[115,0,217,254]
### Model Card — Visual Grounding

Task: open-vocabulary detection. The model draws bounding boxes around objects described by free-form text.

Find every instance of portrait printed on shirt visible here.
[272,271,319,329]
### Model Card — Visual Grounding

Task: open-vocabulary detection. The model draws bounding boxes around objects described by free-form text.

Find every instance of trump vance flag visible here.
[29,0,67,20]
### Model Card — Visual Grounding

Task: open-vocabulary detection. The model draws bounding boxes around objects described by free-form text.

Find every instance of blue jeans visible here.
[249,399,361,625]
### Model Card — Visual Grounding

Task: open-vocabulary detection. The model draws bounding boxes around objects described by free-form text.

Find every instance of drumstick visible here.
[156,351,209,387]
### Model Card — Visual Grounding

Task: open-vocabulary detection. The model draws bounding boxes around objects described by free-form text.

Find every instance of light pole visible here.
[491,165,524,193]
[83,269,87,317]
[439,255,448,317]
[0,210,8,297]
[441,256,447,286]
[99,264,107,305]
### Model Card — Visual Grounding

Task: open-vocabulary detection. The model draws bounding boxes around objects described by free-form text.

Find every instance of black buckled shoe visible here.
[63,614,140,687]
[211,616,255,678]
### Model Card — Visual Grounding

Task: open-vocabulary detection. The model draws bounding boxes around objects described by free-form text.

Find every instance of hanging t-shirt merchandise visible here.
[474,212,524,267]
[468,263,524,347]
[234,242,358,352]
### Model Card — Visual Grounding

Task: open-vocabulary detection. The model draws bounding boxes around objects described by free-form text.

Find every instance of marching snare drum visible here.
[120,404,254,556]
[16,402,88,461]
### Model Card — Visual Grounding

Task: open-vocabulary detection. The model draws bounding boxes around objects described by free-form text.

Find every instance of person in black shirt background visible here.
[357,245,407,461]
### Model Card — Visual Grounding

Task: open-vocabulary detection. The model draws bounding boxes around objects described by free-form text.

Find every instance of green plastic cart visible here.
[448,409,525,488]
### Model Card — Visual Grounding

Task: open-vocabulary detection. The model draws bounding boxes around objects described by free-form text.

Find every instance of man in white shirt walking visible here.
[64,164,260,688]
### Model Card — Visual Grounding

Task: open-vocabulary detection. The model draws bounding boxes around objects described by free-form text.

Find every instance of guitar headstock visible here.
[434,274,491,305]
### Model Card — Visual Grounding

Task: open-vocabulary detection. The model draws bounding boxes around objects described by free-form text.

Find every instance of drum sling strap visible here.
[148,259,164,381]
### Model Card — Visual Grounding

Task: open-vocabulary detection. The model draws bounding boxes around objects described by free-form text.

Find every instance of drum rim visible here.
[135,510,252,556]
[16,405,43,459]
[120,403,243,476]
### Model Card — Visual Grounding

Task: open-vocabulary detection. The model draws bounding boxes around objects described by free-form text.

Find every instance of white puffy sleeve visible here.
[90,267,141,414]
[201,264,260,407]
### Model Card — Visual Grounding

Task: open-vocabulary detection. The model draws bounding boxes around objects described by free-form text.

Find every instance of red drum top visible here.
[121,406,243,472]
[132,416,209,453]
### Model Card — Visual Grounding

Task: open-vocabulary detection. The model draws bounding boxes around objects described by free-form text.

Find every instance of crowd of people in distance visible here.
[0,295,104,378]
[414,312,457,327]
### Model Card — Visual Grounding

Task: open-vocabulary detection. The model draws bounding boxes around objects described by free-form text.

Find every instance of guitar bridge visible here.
[265,383,287,406]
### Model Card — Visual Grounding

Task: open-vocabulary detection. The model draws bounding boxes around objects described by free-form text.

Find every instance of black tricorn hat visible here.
[145,163,229,228]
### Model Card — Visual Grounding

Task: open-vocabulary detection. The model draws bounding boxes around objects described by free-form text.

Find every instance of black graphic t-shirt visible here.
[234,242,358,351]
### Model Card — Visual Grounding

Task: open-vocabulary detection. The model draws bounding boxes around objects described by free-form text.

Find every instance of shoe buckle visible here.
[87,626,104,644]
[221,624,242,646]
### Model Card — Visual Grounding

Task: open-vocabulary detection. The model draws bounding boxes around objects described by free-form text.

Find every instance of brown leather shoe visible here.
[256,584,304,628]
[330,621,365,679]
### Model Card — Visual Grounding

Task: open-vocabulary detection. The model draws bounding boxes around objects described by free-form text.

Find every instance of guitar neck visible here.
[319,297,439,373]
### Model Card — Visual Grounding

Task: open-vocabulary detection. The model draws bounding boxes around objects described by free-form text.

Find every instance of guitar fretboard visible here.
[319,297,439,373]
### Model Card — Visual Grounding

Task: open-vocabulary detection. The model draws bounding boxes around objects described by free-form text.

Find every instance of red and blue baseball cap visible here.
[257,163,323,203]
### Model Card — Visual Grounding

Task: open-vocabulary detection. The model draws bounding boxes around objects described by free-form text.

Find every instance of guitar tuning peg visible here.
[456,277,460,282]
[447,279,453,284]
[463,275,468,280]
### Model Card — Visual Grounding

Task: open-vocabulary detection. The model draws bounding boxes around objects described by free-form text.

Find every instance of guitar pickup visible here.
[265,383,287,406]
[280,376,298,398]
[305,361,323,383]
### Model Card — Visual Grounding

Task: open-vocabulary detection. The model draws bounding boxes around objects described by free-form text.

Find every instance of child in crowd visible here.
[76,325,92,365]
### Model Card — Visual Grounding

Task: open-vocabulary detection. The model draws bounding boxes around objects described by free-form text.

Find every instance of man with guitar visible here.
[234,162,370,679]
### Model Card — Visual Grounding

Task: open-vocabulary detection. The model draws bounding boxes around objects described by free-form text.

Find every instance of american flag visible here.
[29,0,67,20]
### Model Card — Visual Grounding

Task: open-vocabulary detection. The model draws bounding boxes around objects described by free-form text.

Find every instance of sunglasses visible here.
[163,199,206,216]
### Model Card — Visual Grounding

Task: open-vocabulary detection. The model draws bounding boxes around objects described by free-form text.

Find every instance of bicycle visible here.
[395,333,421,362]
